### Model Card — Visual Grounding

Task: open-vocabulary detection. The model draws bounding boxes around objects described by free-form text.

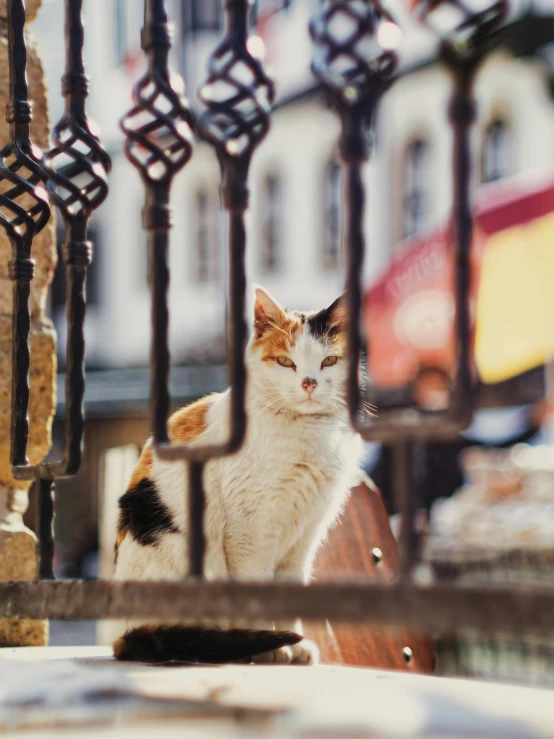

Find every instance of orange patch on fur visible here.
[128,443,154,489]
[114,397,212,567]
[115,529,126,550]
[168,394,213,443]
[251,314,303,360]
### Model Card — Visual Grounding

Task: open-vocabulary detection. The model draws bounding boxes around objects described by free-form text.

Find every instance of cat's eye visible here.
[277,356,295,369]
[321,356,339,368]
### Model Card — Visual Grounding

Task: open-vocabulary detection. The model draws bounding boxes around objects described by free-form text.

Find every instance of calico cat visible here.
[113,286,363,665]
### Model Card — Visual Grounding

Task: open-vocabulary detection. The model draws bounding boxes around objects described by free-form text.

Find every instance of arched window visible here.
[482,118,511,183]
[115,0,128,62]
[323,158,342,269]
[261,173,283,273]
[403,138,429,240]
[195,188,219,283]
[182,0,221,33]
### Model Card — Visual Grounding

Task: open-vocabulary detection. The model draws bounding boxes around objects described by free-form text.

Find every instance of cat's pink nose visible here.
[302,377,317,396]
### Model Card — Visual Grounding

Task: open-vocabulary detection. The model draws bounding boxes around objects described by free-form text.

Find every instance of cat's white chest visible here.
[215,414,360,574]
[151,395,362,580]
[226,415,349,497]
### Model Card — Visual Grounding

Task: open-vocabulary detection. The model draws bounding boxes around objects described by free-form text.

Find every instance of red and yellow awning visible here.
[475,182,554,383]
[365,174,554,388]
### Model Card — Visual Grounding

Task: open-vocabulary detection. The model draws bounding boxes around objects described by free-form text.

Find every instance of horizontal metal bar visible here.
[154,435,246,463]
[371,367,544,413]
[355,414,468,443]
[3,580,554,635]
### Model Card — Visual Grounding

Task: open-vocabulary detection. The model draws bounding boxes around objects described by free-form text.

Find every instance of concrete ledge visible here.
[1,647,554,737]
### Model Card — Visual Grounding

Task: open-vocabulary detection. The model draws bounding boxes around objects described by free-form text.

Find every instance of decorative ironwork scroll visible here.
[120,0,194,447]
[40,0,111,485]
[121,0,273,577]
[1,0,50,474]
[310,0,506,573]
[0,0,110,578]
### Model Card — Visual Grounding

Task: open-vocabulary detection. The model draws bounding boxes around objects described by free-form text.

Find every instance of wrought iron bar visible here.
[0,0,110,576]
[447,62,477,428]
[122,0,273,576]
[309,0,507,571]
[120,0,194,446]
[37,0,111,484]
[120,0,196,568]
[36,478,55,579]
[4,0,110,484]
[150,0,275,466]
[0,0,111,577]
[440,55,487,421]
[392,441,418,578]
[309,0,423,570]
[0,0,50,473]
[2,580,554,635]
[189,461,205,576]
[310,0,399,440]
[310,0,505,444]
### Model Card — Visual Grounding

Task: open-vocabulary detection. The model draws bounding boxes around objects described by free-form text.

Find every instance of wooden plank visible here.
[306,480,436,673]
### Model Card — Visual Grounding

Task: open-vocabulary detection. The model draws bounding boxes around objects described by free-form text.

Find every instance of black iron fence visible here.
[2,0,554,641]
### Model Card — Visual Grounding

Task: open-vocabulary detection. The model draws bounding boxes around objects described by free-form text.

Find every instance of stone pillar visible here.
[0,0,57,646]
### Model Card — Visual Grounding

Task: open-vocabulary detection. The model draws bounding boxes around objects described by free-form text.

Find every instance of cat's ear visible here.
[253,285,286,337]
[326,292,347,332]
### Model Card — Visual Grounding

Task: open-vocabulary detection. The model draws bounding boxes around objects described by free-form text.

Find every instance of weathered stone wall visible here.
[0,0,41,20]
[0,0,57,646]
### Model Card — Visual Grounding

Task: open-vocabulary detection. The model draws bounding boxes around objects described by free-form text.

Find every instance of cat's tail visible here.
[113,624,302,664]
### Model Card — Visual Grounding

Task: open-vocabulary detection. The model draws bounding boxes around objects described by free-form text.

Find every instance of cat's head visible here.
[248,286,348,418]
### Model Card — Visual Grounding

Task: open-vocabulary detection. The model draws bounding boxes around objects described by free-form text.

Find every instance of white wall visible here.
[247,101,344,309]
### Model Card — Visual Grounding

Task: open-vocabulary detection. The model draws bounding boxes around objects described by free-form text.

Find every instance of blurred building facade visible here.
[33,0,554,370]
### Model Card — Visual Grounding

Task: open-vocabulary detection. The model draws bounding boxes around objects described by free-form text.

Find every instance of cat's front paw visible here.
[250,645,293,664]
[248,639,319,665]
[290,639,319,665]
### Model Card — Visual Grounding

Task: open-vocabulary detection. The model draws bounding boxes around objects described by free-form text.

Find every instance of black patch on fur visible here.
[118,478,179,547]
[307,307,336,340]
[307,295,344,340]
[114,625,302,664]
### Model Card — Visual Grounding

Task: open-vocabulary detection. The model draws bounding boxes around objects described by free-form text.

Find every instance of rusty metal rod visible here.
[2,580,554,634]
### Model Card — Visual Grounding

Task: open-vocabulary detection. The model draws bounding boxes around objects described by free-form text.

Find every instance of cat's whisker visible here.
[259,398,278,411]
[325,395,377,419]
[361,401,378,417]
[363,402,378,412]
[256,396,286,415]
